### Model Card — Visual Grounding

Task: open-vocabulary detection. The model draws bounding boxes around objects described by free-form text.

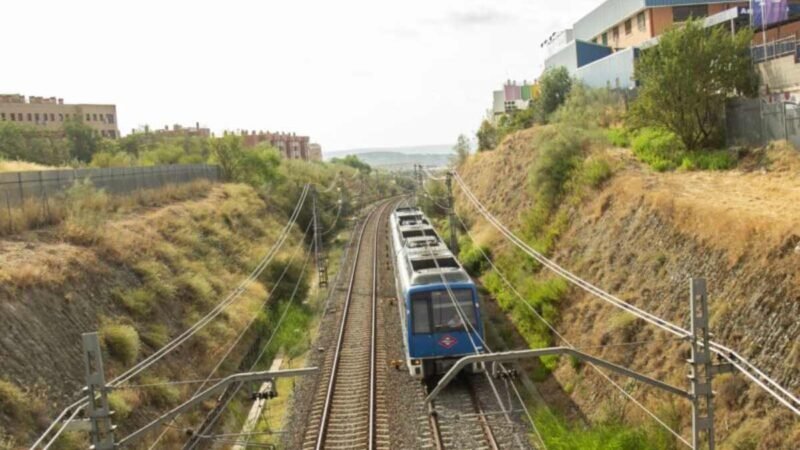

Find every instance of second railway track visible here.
[302,202,391,450]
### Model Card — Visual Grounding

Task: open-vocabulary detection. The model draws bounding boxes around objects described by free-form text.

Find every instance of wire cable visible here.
[149,223,314,449]
[32,185,311,450]
[452,170,800,416]
[450,206,691,447]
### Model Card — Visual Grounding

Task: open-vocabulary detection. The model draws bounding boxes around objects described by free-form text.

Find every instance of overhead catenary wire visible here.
[419,171,689,446]
[452,170,800,417]
[449,207,691,447]
[148,222,315,449]
[421,242,536,450]
[419,169,687,445]
[33,184,311,450]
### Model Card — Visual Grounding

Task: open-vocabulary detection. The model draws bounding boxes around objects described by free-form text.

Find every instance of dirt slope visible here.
[457,132,800,448]
[0,184,302,448]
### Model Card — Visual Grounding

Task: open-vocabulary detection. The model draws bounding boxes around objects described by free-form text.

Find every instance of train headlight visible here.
[411,359,421,366]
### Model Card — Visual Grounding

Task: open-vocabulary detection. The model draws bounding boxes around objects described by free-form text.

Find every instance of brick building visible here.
[0,94,119,138]
[236,130,315,160]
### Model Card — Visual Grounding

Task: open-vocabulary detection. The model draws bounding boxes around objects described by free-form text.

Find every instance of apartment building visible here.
[309,143,323,161]
[490,80,537,121]
[0,94,119,138]
[236,130,312,161]
[154,122,212,138]
[544,1,749,89]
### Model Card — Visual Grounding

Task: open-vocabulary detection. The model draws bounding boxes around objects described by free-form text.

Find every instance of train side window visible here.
[412,295,432,334]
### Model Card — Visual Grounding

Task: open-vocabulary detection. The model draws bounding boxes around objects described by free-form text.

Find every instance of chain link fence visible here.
[0,163,220,233]
[726,98,800,148]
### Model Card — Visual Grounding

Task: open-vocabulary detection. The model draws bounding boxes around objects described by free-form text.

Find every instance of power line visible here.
[449,198,691,447]
[452,170,800,416]
[32,185,311,450]
[149,223,315,449]
[423,166,691,446]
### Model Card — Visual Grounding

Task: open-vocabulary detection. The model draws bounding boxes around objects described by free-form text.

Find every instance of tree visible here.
[210,135,282,186]
[452,134,470,166]
[476,120,498,151]
[629,19,757,149]
[536,66,573,121]
[210,134,247,181]
[331,154,371,174]
[64,118,100,163]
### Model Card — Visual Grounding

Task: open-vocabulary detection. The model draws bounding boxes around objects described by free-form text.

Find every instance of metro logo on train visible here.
[438,334,457,349]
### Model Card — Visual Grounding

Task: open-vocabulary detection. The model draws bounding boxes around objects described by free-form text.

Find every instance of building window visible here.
[637,11,646,31]
[673,5,708,22]
[86,114,90,121]
[27,113,32,121]
[34,113,40,122]
[107,114,115,124]
[625,19,632,35]
[601,32,608,45]
[10,113,15,121]
[0,113,4,121]
[59,113,63,121]
[50,113,55,121]
[612,26,619,43]
[92,113,98,121]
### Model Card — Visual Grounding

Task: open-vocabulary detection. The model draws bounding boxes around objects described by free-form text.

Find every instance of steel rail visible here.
[313,201,387,450]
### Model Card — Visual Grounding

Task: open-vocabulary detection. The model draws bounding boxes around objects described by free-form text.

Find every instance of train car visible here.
[389,206,485,378]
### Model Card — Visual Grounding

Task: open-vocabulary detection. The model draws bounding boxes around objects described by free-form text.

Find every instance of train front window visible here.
[412,297,431,333]
[410,289,476,334]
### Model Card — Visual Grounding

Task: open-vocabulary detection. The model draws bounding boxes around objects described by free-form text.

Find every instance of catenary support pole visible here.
[82,332,116,450]
[445,171,458,255]
[689,278,715,450]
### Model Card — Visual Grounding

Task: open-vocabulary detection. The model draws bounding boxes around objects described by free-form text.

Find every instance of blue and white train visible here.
[390,205,485,378]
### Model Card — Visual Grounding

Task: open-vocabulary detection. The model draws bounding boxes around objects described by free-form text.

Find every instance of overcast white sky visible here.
[3,0,598,152]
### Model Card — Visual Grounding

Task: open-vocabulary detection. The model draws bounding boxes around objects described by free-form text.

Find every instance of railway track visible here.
[302,202,391,450]
[427,377,499,450]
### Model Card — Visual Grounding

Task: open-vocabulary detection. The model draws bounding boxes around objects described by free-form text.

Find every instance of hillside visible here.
[455,129,800,449]
[326,145,454,170]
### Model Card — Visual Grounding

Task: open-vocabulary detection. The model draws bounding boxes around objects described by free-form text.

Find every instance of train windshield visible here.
[411,289,477,334]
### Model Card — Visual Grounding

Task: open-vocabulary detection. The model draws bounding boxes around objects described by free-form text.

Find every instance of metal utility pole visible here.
[445,171,459,255]
[689,278,717,450]
[82,332,115,450]
[312,186,328,288]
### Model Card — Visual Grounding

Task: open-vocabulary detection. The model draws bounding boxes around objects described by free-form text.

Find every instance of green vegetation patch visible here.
[100,323,141,365]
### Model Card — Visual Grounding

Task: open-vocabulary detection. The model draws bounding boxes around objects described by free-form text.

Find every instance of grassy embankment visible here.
[0,157,393,448]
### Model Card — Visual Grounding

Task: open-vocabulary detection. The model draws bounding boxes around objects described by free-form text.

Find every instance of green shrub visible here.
[114,288,155,316]
[606,127,630,147]
[631,128,685,171]
[580,157,613,188]
[530,130,583,211]
[101,323,141,365]
[536,410,658,450]
[459,237,492,276]
[133,260,177,301]
[108,391,133,419]
[141,376,181,407]
[0,380,26,419]
[178,273,214,304]
[63,179,110,242]
[140,324,170,348]
[679,150,736,171]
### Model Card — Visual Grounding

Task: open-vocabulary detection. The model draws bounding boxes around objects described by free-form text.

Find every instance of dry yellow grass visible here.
[0,161,61,172]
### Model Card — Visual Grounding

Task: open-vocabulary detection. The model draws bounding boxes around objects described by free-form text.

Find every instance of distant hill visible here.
[325,145,454,170]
